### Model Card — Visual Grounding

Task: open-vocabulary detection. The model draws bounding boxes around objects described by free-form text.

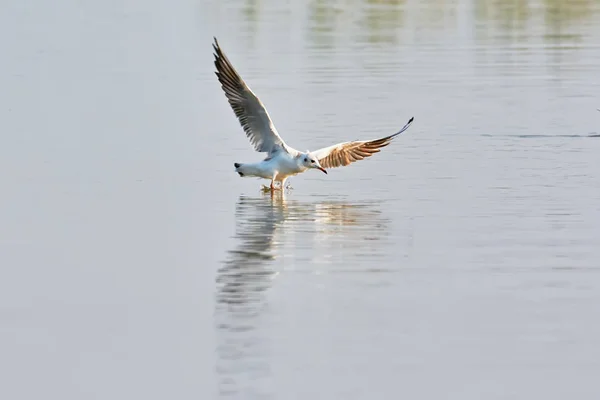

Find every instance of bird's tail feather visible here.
[234,163,244,177]
[234,162,268,179]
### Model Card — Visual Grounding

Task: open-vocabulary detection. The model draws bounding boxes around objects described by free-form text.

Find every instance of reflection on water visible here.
[360,0,406,44]
[216,196,281,309]
[308,0,338,49]
[233,0,599,48]
[214,192,391,398]
[474,0,598,44]
[214,195,280,399]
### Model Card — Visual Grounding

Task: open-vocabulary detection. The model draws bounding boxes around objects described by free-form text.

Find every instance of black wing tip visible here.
[387,115,415,138]
[212,38,233,73]
[212,37,224,61]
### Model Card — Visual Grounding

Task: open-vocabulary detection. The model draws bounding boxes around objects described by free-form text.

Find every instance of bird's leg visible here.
[261,177,279,193]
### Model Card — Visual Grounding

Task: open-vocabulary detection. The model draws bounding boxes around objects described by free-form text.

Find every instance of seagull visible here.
[212,37,415,191]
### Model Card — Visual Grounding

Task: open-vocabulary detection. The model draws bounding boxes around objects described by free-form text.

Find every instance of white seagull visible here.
[213,37,415,191]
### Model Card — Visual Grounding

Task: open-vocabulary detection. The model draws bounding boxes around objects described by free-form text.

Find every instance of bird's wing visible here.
[213,37,293,155]
[312,117,414,169]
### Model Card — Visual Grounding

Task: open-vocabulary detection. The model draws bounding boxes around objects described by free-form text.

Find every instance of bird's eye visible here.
[311,160,315,163]
[304,158,308,162]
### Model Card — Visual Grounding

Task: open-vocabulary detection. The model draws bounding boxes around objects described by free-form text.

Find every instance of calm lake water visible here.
[1,0,600,399]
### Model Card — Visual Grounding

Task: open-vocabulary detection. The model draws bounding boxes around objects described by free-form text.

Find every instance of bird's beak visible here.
[317,166,327,174]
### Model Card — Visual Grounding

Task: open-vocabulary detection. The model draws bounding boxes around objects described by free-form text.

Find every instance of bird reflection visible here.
[216,195,284,309]
[215,191,390,399]
[215,193,284,399]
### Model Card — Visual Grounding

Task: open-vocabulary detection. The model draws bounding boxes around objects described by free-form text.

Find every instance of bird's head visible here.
[301,152,327,174]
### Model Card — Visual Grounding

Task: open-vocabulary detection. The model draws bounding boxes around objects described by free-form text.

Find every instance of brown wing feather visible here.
[314,117,414,169]
[318,137,394,169]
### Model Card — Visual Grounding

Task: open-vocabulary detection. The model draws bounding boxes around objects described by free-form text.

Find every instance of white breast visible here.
[270,152,305,179]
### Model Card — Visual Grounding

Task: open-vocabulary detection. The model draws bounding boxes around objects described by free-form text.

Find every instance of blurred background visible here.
[1,0,600,399]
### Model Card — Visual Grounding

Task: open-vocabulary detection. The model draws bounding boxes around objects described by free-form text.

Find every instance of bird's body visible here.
[212,37,415,191]
[235,150,306,187]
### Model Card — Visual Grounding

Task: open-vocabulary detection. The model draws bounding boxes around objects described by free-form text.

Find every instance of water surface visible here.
[1,0,600,399]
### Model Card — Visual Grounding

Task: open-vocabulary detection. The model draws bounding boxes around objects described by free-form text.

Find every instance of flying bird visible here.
[212,37,415,191]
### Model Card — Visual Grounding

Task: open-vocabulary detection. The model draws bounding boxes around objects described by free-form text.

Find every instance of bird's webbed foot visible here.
[261,184,280,193]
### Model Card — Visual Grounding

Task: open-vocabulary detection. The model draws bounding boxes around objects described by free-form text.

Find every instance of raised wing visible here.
[313,117,414,169]
[213,37,292,155]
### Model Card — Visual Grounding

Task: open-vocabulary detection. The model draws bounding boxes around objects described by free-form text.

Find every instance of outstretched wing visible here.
[213,37,292,155]
[312,117,414,169]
